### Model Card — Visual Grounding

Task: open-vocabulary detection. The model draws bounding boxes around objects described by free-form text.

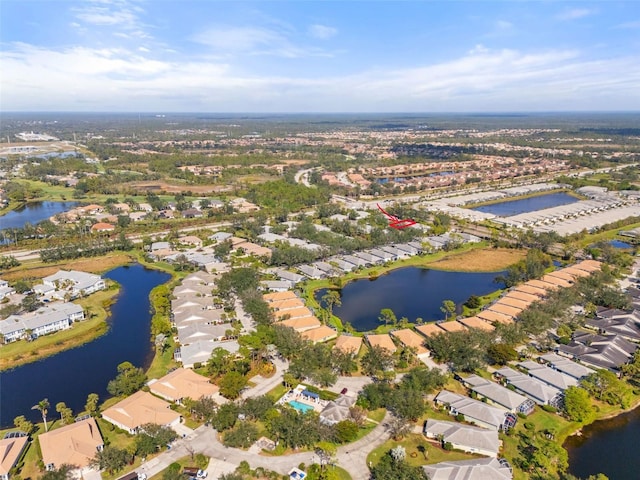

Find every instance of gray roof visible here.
[495,367,562,405]
[177,339,239,367]
[434,391,508,430]
[424,419,500,457]
[462,375,529,411]
[423,458,513,480]
[558,333,637,371]
[209,232,232,242]
[586,315,640,341]
[0,302,83,336]
[342,255,368,267]
[273,269,306,284]
[42,270,103,292]
[319,395,357,425]
[329,258,355,272]
[517,361,578,391]
[177,323,229,345]
[367,248,394,261]
[312,262,339,275]
[260,280,294,291]
[297,265,325,279]
[538,353,594,379]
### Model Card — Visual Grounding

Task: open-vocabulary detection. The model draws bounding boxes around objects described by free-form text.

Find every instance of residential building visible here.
[0,302,84,343]
[41,270,106,299]
[434,391,514,431]
[366,333,397,353]
[0,434,28,480]
[149,368,218,404]
[102,391,181,434]
[460,375,534,415]
[557,332,638,371]
[320,394,357,426]
[494,367,563,407]
[517,361,578,391]
[39,418,104,471]
[301,325,338,343]
[423,458,513,480]
[424,419,501,457]
[333,335,363,355]
[538,353,594,380]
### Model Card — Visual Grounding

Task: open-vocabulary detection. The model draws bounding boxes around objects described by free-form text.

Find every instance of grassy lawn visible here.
[146,337,179,380]
[0,252,134,281]
[426,247,527,272]
[367,433,478,468]
[265,383,289,402]
[366,408,387,424]
[0,286,120,370]
[577,220,640,248]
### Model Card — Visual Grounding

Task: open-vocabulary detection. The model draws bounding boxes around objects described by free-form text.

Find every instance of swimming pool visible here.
[289,400,314,414]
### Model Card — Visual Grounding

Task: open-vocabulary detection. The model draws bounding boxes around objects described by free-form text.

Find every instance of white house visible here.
[42,270,106,299]
[0,302,84,343]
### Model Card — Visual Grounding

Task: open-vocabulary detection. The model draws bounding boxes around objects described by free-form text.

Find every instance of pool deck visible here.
[278,385,329,413]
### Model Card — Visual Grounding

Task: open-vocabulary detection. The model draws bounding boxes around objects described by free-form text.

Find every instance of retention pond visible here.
[0,264,170,427]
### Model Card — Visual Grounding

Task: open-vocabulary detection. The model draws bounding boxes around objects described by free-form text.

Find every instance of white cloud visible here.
[556,8,595,21]
[191,25,333,58]
[1,42,638,112]
[308,24,337,40]
[616,20,640,29]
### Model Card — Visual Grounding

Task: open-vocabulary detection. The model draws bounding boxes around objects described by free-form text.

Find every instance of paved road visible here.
[241,356,289,399]
[335,412,391,480]
[135,410,391,480]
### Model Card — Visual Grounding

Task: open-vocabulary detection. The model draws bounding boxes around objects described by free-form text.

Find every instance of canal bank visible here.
[0,263,171,427]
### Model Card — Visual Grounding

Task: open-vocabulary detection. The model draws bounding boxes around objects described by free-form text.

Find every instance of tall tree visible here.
[378,308,397,326]
[32,398,50,432]
[321,290,342,323]
[85,393,100,416]
[440,300,456,320]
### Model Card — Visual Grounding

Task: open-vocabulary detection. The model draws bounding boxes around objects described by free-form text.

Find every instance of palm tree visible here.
[321,290,341,323]
[32,398,50,432]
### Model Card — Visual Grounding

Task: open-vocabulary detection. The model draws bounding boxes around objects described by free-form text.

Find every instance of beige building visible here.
[333,335,363,355]
[39,418,104,471]
[366,334,397,353]
[149,368,218,404]
[301,325,338,343]
[390,329,430,355]
[0,435,28,480]
[102,391,181,434]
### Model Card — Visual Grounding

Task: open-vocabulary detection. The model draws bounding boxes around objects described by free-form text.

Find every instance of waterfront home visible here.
[494,367,563,407]
[175,339,240,368]
[424,419,501,457]
[498,296,532,310]
[277,315,322,332]
[272,269,306,284]
[394,243,420,256]
[352,251,380,265]
[275,306,313,321]
[329,258,356,273]
[151,241,171,252]
[181,272,217,286]
[476,310,514,325]
[416,323,446,338]
[176,323,229,344]
[42,270,106,299]
[459,375,535,415]
[297,264,325,280]
[538,353,594,380]
[517,361,578,391]
[172,307,221,326]
[0,302,84,343]
[367,248,395,262]
[149,368,218,404]
[457,316,495,332]
[102,391,181,434]
[503,290,540,304]
[173,283,213,298]
[333,335,363,356]
[319,394,357,426]
[312,262,339,276]
[487,303,522,318]
[342,254,369,268]
[437,321,467,333]
[39,418,103,472]
[301,325,338,343]
[366,334,397,353]
[434,391,514,431]
[423,458,513,480]
[512,284,547,298]
[0,434,28,480]
[390,329,430,356]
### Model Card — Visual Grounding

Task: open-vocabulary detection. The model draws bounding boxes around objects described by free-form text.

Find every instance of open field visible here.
[428,247,527,272]
[126,180,229,194]
[0,252,134,281]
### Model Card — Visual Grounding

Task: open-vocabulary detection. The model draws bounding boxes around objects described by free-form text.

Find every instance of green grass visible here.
[265,383,289,402]
[0,286,119,371]
[367,433,478,468]
[367,408,387,423]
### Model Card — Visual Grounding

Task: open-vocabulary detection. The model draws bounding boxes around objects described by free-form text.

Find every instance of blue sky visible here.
[1,0,639,112]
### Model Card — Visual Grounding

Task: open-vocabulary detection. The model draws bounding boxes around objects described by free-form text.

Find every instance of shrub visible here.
[443,442,453,451]
[524,422,535,430]
[541,404,557,413]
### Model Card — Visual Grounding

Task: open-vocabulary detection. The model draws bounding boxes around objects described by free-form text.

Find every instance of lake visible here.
[0,264,170,428]
[470,192,578,217]
[565,406,640,479]
[609,239,633,249]
[0,201,78,230]
[316,267,505,331]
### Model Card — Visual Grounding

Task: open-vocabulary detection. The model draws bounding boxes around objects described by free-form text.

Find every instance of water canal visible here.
[316,267,505,331]
[470,192,578,216]
[565,406,640,479]
[0,201,78,230]
[0,264,170,427]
